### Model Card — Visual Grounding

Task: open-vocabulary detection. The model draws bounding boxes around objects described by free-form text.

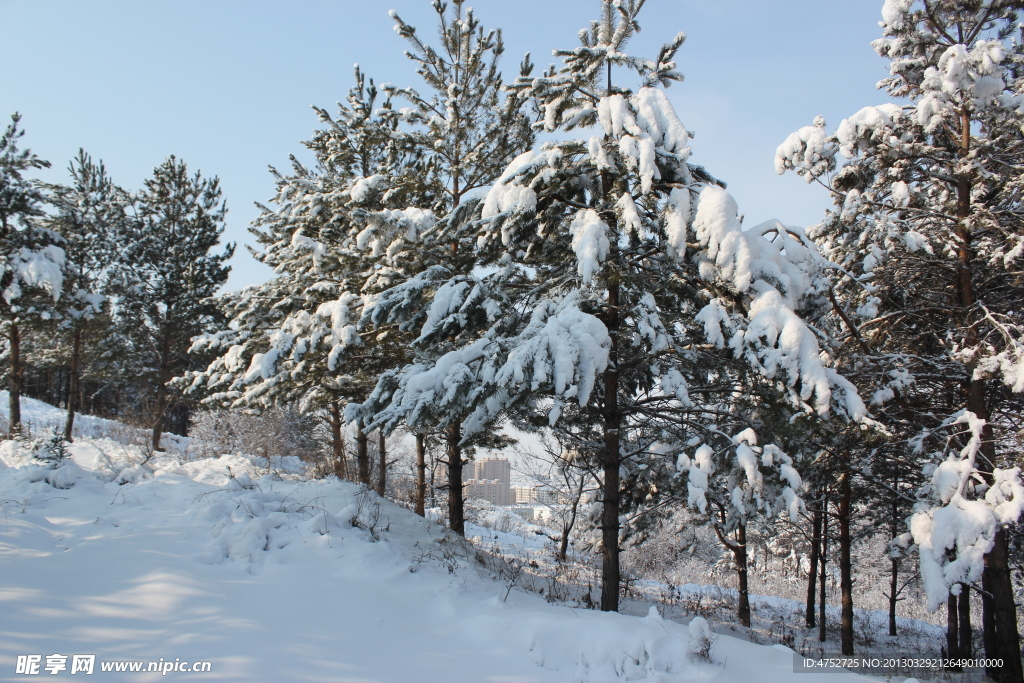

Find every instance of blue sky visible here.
[2,0,889,291]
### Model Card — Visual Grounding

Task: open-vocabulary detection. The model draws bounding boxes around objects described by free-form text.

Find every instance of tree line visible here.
[0,118,233,448]
[5,1,1024,680]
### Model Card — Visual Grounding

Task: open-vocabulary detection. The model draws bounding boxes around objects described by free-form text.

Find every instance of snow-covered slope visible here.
[0,427,871,682]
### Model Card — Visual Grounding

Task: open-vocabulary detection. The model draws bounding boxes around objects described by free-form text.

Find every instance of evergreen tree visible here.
[363,0,535,531]
[776,1,1024,677]
[117,156,233,450]
[182,68,433,485]
[361,0,864,611]
[188,1,534,520]
[0,113,66,432]
[43,150,129,440]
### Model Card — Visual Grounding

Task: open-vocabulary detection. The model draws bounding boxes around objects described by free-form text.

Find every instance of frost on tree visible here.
[775,1,1024,676]
[359,0,863,613]
[182,69,433,426]
[0,114,67,432]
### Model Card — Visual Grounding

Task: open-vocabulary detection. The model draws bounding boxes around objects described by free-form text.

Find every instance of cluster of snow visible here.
[677,429,802,524]
[2,244,66,305]
[691,187,865,419]
[909,411,1024,610]
[595,88,690,193]
[480,148,559,226]
[569,209,610,284]
[492,297,611,418]
[773,116,833,182]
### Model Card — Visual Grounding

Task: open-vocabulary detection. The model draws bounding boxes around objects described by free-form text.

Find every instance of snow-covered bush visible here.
[687,616,716,662]
[187,408,321,472]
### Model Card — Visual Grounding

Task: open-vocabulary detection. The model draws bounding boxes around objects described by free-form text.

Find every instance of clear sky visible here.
[2,0,890,291]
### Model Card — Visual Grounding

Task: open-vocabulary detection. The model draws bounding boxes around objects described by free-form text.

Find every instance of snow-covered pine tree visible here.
[348,0,535,529]
[670,369,817,629]
[115,156,233,451]
[776,1,1024,676]
[361,0,865,612]
[43,150,129,440]
[181,68,434,485]
[0,113,66,432]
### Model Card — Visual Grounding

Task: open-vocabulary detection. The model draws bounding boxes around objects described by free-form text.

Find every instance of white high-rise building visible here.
[463,458,512,506]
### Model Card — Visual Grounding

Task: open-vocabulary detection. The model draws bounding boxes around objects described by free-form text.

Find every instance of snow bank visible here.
[0,403,877,681]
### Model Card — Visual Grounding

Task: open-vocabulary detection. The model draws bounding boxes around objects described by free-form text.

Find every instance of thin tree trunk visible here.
[986,528,1022,682]
[819,493,828,643]
[415,432,426,517]
[329,401,346,479]
[984,566,998,674]
[959,583,972,659]
[736,523,751,628]
[64,327,82,442]
[376,431,386,496]
[888,557,900,637]
[807,502,821,628]
[600,277,620,613]
[429,449,437,508]
[947,589,961,664]
[356,428,370,486]
[8,322,21,433]
[447,421,464,535]
[150,335,173,452]
[558,472,587,562]
[839,473,854,655]
[888,486,900,637]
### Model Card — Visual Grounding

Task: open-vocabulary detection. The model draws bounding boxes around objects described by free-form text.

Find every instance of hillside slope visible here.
[0,415,870,682]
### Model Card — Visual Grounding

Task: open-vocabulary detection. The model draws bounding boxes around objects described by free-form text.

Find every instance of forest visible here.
[2,1,1024,681]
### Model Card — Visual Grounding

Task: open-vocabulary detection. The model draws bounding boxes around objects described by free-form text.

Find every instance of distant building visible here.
[470,458,511,484]
[512,486,538,504]
[465,478,512,506]
[513,485,567,506]
[463,458,512,506]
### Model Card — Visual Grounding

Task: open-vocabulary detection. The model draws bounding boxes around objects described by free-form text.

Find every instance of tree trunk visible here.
[64,327,82,442]
[356,428,370,486]
[959,584,972,659]
[839,473,854,655]
[376,431,386,496]
[888,557,899,637]
[954,105,1022,683]
[984,565,998,674]
[807,502,821,628]
[986,528,1023,683]
[819,493,828,643]
[947,589,961,664]
[150,335,173,452]
[968,380,1022,682]
[447,421,464,536]
[736,523,751,628]
[558,472,587,562]
[415,432,426,517]
[888,486,900,637]
[8,322,21,433]
[599,277,620,613]
[330,401,346,479]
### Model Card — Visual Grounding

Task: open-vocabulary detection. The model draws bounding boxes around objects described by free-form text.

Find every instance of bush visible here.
[187,408,324,471]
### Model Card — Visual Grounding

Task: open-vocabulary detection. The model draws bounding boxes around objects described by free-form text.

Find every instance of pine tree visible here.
[0,113,66,432]
[181,68,433,485]
[365,0,535,532]
[117,156,233,450]
[361,0,864,612]
[776,1,1024,677]
[43,150,128,440]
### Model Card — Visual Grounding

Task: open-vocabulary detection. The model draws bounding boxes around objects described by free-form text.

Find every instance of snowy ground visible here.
[0,406,890,683]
